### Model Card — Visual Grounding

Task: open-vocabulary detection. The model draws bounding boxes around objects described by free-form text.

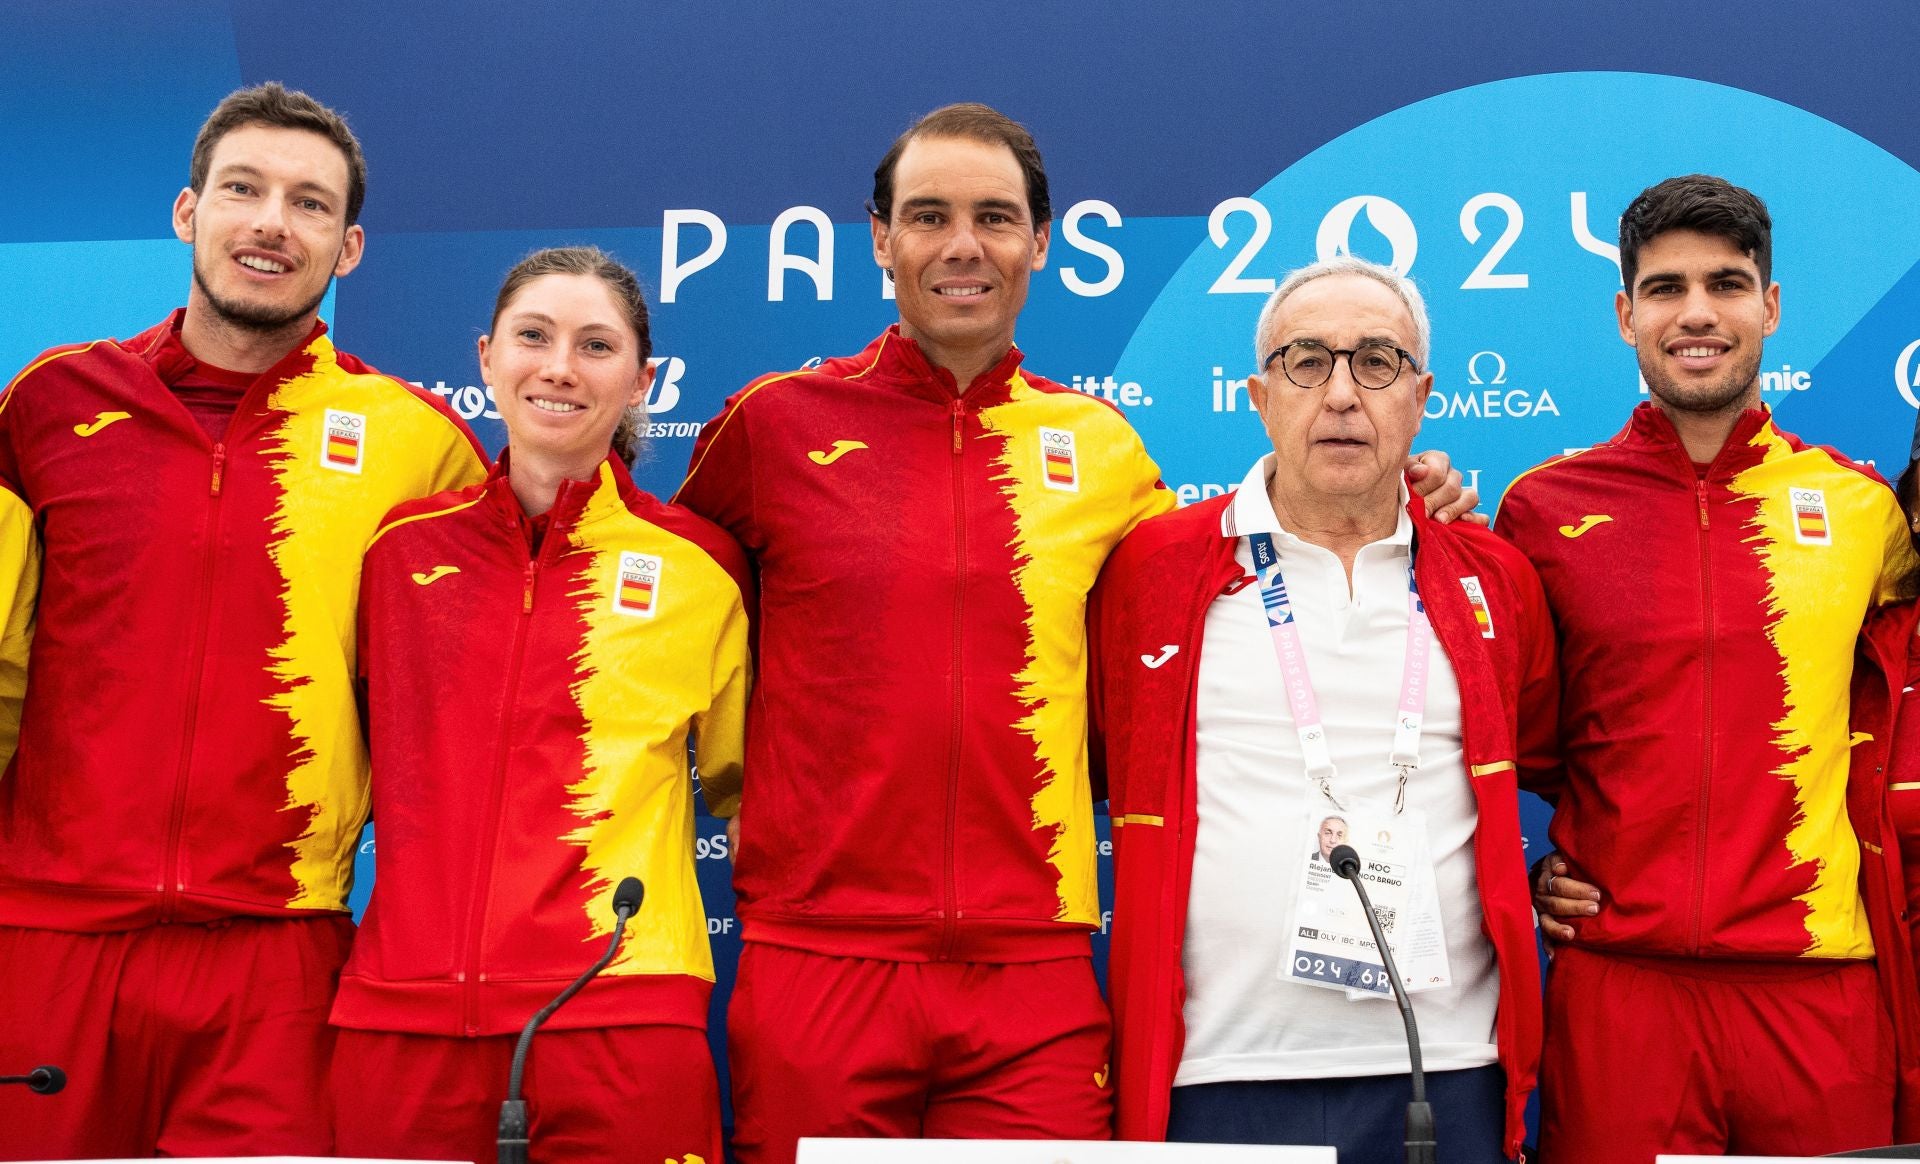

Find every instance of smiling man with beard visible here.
[0,83,485,1159]
[676,104,1483,1164]
[1499,174,1920,1161]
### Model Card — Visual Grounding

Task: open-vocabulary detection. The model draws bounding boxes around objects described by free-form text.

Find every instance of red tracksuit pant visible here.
[331,1024,723,1164]
[726,943,1113,1164]
[0,916,351,1160]
[1541,946,1895,1162]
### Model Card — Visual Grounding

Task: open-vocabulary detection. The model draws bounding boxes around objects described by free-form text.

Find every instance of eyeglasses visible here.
[1261,341,1420,390]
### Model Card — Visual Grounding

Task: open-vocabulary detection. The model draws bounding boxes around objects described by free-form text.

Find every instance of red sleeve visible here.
[0,342,95,499]
[672,380,765,550]
[1493,478,1566,802]
[1507,547,1561,802]
[1087,552,1116,808]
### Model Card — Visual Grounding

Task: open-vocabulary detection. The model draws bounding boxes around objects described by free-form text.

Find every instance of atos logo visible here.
[1896,340,1920,409]
[416,379,500,422]
[694,831,731,861]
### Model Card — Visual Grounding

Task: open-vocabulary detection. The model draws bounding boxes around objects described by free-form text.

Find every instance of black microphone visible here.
[1330,843,1436,1164]
[0,1065,65,1094]
[497,876,644,1164]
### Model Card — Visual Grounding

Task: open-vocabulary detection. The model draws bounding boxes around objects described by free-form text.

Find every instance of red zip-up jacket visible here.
[0,313,486,930]
[333,455,751,1036]
[1844,598,1920,1138]
[1091,488,1557,1157]
[1498,403,1912,960]
[675,326,1174,962]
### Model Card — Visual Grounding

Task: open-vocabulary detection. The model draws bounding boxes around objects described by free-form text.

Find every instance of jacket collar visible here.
[130,308,332,392]
[488,449,638,541]
[1619,400,1777,476]
[1219,454,1415,551]
[853,324,1027,405]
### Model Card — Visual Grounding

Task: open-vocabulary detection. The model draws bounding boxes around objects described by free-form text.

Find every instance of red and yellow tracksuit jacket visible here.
[675,326,1174,962]
[1498,403,1911,962]
[1503,402,1920,1136]
[1091,489,1558,1157]
[1846,598,1920,1136]
[0,312,487,931]
[332,454,752,1037]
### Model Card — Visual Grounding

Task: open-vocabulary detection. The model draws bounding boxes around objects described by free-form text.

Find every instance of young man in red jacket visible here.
[1094,257,1556,1162]
[1506,175,1920,1161]
[676,105,1476,1163]
[0,84,485,1159]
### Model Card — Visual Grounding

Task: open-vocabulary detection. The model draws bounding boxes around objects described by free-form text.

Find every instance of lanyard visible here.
[1246,530,1431,812]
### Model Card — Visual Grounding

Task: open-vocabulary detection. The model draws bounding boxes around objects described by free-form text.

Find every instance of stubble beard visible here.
[1638,343,1764,419]
[192,245,333,334]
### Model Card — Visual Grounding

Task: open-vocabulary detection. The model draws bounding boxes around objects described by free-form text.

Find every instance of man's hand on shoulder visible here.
[1407,450,1487,526]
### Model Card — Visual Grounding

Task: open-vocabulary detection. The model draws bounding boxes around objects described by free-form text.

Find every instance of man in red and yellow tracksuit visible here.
[680,324,1171,1156]
[675,106,1175,1161]
[331,452,751,1164]
[0,86,486,1159]
[1500,175,1920,1161]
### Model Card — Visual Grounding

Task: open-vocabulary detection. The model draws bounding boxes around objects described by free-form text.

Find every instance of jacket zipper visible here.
[460,551,540,1033]
[1690,473,1714,954]
[159,442,228,920]
[939,399,967,960]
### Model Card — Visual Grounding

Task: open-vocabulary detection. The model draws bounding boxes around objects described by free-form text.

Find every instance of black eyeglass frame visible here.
[1260,341,1423,390]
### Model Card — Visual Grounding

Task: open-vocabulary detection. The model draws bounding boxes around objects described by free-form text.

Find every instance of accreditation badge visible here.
[1281,796,1417,997]
[1387,826,1454,998]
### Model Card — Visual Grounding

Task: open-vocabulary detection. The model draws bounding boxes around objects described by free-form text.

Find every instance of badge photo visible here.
[614,551,662,618]
[321,408,367,474]
[1038,426,1079,492]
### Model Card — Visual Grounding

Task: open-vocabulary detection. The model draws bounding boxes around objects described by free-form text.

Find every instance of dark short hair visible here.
[1618,174,1772,293]
[190,82,368,226]
[1894,458,1920,600]
[869,103,1051,226]
[491,246,653,467]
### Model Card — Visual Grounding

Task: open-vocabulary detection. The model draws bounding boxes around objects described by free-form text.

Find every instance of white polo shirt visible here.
[1174,454,1499,1086]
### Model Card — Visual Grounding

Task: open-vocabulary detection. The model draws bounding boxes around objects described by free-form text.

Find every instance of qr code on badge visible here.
[1376,906,1398,934]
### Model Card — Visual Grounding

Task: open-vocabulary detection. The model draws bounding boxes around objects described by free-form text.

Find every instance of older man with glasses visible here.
[1091,256,1558,1162]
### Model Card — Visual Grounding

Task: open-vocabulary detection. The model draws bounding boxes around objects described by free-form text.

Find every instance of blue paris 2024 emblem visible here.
[1113,72,1920,501]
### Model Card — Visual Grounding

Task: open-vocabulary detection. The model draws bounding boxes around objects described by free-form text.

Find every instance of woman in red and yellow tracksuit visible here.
[329,247,752,1164]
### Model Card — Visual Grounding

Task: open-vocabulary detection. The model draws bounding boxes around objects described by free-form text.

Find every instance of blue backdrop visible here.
[8,0,1920,1137]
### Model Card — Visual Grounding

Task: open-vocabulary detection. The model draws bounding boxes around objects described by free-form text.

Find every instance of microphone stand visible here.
[1330,844,1436,1164]
[0,1066,65,1094]
[498,876,644,1164]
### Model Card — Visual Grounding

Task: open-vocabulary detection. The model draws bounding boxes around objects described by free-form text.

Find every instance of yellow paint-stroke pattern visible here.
[1730,421,1881,957]
[263,339,448,908]
[562,464,730,979]
[979,375,1173,922]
